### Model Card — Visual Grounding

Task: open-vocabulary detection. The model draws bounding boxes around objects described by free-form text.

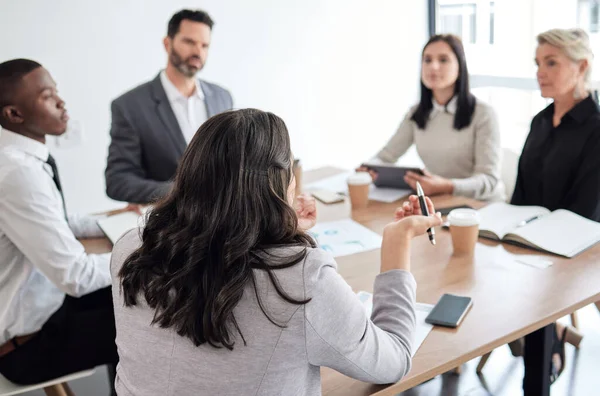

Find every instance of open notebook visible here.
[477,202,600,258]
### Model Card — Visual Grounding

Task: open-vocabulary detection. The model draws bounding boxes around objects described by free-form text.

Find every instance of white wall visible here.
[1,0,427,213]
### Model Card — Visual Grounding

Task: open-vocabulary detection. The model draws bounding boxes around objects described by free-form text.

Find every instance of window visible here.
[578,0,600,34]
[489,2,495,44]
[431,0,599,153]
[437,1,495,45]
[591,0,599,32]
[438,3,477,43]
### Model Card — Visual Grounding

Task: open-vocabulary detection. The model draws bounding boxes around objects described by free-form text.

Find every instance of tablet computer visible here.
[361,163,424,190]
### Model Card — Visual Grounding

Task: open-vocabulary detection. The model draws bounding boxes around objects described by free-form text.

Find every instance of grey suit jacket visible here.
[111,230,416,395]
[105,74,233,203]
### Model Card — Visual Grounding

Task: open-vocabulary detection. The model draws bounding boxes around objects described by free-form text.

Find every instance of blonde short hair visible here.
[537,28,594,88]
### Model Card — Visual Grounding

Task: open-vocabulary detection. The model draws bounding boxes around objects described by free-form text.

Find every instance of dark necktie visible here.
[46,154,68,219]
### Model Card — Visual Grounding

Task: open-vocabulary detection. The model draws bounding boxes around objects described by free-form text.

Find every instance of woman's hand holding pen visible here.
[404,169,454,196]
[381,195,442,272]
[393,195,442,237]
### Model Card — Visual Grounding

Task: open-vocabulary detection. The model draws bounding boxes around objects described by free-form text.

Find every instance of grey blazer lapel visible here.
[150,74,187,156]
[200,80,218,117]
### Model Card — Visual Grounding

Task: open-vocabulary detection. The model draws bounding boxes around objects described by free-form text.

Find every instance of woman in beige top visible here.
[363,35,504,201]
[110,109,442,395]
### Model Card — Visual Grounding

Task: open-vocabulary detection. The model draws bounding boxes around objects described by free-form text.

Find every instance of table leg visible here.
[523,324,553,396]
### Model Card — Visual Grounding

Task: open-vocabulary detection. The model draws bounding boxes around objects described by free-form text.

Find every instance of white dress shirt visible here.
[0,129,111,344]
[430,95,458,118]
[160,71,208,143]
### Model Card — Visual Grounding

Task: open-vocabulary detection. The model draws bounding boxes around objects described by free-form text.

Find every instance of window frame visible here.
[428,0,436,37]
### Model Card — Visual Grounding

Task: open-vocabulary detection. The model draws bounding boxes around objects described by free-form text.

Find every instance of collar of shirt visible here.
[160,70,205,102]
[0,128,49,162]
[430,96,457,118]
[542,94,600,125]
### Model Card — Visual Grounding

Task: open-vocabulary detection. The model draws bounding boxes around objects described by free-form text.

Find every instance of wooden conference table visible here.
[82,167,600,396]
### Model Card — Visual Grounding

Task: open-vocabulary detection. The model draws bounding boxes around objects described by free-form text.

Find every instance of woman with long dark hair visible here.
[360,34,504,201]
[110,109,441,395]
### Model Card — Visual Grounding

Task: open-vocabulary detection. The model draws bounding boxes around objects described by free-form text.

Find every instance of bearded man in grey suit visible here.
[106,9,233,204]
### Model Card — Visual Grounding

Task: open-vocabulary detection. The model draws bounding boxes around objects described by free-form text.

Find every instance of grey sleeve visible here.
[105,100,172,204]
[452,105,503,200]
[375,111,415,164]
[304,249,416,384]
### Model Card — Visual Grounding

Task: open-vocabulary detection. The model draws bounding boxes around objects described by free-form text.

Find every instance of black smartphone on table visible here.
[425,294,473,328]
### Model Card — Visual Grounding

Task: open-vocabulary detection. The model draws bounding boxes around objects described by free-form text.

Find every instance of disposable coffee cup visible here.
[347,172,371,209]
[448,209,480,255]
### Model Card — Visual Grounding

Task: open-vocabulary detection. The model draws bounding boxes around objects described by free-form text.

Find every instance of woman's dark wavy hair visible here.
[411,34,476,130]
[118,109,316,350]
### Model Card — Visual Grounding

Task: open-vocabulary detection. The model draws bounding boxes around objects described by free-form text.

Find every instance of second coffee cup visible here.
[347,172,371,209]
[448,208,480,256]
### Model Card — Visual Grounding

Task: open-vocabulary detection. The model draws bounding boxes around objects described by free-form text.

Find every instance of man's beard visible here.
[169,48,203,78]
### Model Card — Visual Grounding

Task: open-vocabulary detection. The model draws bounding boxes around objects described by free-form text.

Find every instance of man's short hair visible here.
[0,58,42,108]
[167,9,214,38]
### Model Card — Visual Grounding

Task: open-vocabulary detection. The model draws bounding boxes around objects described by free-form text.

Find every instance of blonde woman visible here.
[512,28,599,221]
[512,28,598,383]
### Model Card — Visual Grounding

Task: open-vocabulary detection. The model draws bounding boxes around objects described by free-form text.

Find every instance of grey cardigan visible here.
[110,230,417,396]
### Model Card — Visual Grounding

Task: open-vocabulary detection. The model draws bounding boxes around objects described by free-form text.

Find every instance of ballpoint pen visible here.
[517,215,540,227]
[416,181,436,246]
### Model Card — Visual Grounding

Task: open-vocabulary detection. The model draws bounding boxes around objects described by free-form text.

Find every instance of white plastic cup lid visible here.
[448,208,480,227]
[347,172,372,186]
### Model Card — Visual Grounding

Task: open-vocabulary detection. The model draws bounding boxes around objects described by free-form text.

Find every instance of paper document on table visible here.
[304,172,410,203]
[357,291,434,357]
[514,256,553,269]
[97,211,145,244]
[412,303,435,356]
[305,172,352,194]
[368,187,411,203]
[309,219,382,257]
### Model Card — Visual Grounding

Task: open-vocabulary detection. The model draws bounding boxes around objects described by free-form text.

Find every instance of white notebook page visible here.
[510,209,600,257]
[478,202,550,239]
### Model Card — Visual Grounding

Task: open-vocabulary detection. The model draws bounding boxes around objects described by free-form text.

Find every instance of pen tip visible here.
[416,181,424,195]
[431,240,436,246]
